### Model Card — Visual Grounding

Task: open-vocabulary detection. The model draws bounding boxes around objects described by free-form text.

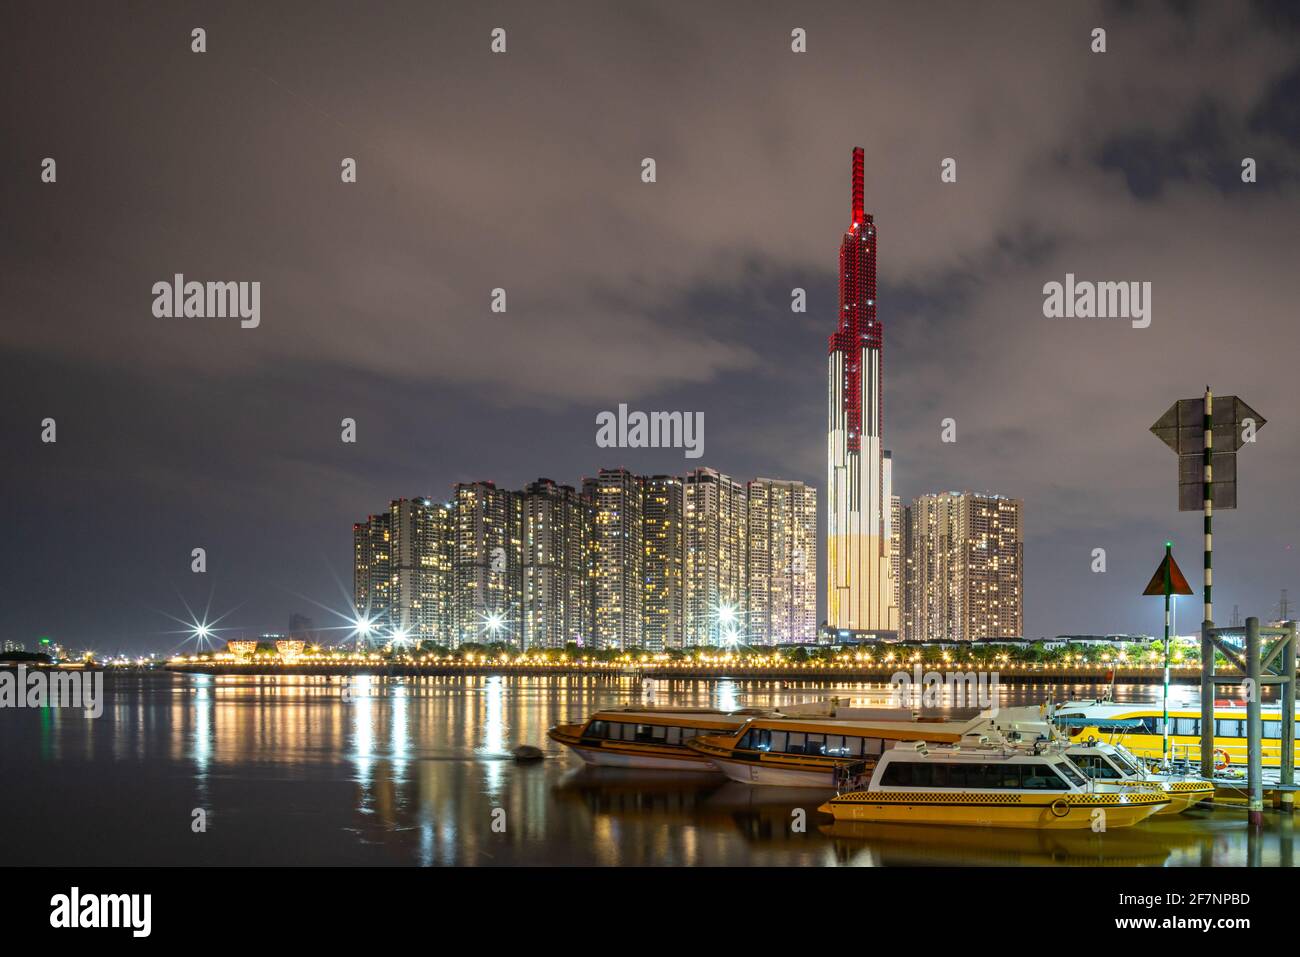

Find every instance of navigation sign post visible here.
[1151,387,1265,777]
[1143,544,1194,767]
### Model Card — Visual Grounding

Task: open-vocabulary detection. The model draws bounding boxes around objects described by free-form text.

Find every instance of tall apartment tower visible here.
[583,468,644,650]
[643,475,685,651]
[827,147,897,636]
[905,492,1023,642]
[452,481,523,647]
[521,479,592,650]
[353,511,392,639]
[747,478,818,644]
[388,497,453,645]
[684,467,748,646]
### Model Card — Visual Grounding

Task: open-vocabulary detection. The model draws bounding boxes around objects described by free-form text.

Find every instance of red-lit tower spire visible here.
[829,146,880,453]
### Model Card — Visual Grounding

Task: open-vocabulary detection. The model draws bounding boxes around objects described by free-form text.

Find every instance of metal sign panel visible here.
[1150,396,1265,455]
[1152,395,1264,511]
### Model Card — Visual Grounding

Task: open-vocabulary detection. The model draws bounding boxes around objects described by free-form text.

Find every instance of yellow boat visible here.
[1053,699,1300,770]
[547,707,766,771]
[818,743,1169,829]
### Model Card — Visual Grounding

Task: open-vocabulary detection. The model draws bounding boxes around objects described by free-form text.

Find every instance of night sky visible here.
[4,1,1299,653]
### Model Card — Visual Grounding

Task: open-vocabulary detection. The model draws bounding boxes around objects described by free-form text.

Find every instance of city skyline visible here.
[5,3,1300,654]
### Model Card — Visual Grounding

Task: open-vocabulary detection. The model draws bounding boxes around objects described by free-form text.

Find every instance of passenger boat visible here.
[547,707,767,771]
[685,713,972,787]
[1051,699,1300,770]
[1063,739,1214,814]
[818,742,1170,828]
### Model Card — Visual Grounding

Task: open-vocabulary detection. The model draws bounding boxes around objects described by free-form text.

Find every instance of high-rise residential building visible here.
[353,511,392,638]
[891,494,902,623]
[452,481,522,647]
[827,147,897,637]
[583,469,643,650]
[389,497,453,645]
[684,467,748,646]
[643,475,685,651]
[522,479,591,650]
[747,478,818,644]
[903,492,1023,642]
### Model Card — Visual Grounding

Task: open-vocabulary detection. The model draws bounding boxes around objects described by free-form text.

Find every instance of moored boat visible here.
[548,707,766,771]
[818,742,1169,828]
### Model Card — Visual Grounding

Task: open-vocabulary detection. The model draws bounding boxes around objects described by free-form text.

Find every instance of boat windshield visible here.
[1109,748,1143,775]
[1052,758,1087,788]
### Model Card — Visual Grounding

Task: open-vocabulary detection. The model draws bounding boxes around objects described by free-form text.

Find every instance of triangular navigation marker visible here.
[1142,551,1194,596]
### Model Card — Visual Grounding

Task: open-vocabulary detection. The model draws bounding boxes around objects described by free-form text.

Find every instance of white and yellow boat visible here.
[819,743,1169,829]
[547,707,766,771]
[1064,740,1214,814]
[1052,699,1300,770]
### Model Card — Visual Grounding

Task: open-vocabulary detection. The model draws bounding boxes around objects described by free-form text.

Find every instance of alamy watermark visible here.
[0,665,104,718]
[889,665,999,710]
[50,887,151,937]
[152,274,260,328]
[1042,273,1151,329]
[595,403,703,459]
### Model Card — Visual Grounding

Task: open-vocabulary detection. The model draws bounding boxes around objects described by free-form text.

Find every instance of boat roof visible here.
[588,708,761,725]
[883,745,1067,763]
[1053,700,1295,719]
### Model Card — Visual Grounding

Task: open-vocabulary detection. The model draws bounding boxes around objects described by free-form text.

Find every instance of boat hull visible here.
[818,791,1167,829]
[548,725,719,772]
[709,754,840,787]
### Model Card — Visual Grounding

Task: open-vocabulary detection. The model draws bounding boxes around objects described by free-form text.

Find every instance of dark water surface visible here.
[0,673,1293,866]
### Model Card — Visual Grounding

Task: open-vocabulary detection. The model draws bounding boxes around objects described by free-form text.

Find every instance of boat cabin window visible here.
[735,729,885,758]
[584,720,703,743]
[879,760,1072,790]
[1053,760,1087,787]
[1071,754,1120,779]
[1096,717,1159,734]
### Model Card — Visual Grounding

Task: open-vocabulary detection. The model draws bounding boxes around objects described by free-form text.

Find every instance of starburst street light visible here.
[484,611,506,639]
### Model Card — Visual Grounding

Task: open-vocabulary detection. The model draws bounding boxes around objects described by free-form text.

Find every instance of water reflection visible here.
[0,672,1293,866]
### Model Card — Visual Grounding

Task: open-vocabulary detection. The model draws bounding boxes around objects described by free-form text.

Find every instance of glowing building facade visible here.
[747,478,818,643]
[827,147,897,636]
[684,467,748,646]
[522,479,592,650]
[643,475,685,651]
[583,468,643,650]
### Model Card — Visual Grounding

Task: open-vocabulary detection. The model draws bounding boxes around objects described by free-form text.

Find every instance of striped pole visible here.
[1162,542,1172,768]
[1200,386,1215,778]
[1204,386,1213,624]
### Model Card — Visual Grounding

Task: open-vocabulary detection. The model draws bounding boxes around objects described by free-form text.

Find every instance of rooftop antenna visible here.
[1280,588,1292,621]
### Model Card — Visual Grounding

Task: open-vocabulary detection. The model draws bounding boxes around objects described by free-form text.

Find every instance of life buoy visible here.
[1214,749,1231,771]
[1049,798,1071,818]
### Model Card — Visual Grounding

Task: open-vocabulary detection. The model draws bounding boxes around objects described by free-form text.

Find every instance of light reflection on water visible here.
[0,672,1291,867]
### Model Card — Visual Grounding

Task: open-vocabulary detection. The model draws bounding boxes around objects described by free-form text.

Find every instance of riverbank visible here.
[162,661,1227,684]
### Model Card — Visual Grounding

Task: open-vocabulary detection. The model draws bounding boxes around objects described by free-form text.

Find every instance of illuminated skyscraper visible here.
[827,147,897,636]
[747,478,817,643]
[583,468,643,650]
[452,481,522,647]
[643,475,685,651]
[522,478,591,650]
[903,492,1023,642]
[353,511,392,640]
[684,467,747,646]
[389,497,453,645]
